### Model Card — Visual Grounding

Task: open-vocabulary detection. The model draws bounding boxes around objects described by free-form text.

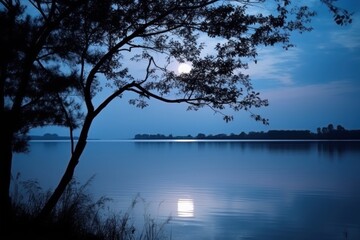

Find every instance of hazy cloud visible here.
[262,80,360,102]
[330,15,360,50]
[246,47,302,85]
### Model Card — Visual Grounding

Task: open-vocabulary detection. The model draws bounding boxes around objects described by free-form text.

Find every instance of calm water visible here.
[13,140,360,240]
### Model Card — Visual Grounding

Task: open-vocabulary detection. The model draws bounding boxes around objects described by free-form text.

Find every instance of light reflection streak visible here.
[177,198,194,217]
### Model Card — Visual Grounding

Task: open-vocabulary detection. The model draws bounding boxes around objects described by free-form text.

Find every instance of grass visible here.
[8,173,172,240]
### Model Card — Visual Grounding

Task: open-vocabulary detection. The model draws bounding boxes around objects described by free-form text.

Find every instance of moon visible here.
[178,63,192,74]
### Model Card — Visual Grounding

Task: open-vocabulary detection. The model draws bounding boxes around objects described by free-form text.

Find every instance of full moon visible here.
[178,63,192,74]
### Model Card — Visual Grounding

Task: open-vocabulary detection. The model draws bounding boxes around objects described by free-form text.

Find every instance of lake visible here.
[12,140,360,240]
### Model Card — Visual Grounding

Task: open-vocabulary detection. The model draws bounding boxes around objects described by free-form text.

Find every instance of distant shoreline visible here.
[28,134,103,140]
[29,125,360,141]
[134,129,360,140]
[28,139,360,143]
[29,133,78,140]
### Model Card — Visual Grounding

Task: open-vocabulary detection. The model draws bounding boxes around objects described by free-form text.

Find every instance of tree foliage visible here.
[0,0,352,228]
[1,0,83,152]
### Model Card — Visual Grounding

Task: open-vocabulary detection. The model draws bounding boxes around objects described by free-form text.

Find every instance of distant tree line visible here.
[134,124,360,140]
[29,133,79,140]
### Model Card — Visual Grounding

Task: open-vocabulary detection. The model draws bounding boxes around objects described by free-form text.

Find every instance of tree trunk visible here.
[0,126,13,235]
[37,115,93,220]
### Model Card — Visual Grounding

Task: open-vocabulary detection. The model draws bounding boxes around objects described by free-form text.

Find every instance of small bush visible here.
[8,173,171,240]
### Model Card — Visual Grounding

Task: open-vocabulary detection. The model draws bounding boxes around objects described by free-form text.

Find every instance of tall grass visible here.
[8,173,172,240]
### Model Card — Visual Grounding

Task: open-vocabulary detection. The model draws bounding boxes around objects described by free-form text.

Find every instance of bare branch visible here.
[124,42,168,55]
[28,0,47,20]
[93,81,137,117]
[129,83,206,105]
[56,93,75,154]
[0,0,16,10]
[138,24,184,38]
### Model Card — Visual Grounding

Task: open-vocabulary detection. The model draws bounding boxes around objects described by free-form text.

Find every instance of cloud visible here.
[262,80,360,104]
[245,47,302,85]
[330,15,360,50]
[194,36,300,86]
[319,11,360,50]
[253,80,360,131]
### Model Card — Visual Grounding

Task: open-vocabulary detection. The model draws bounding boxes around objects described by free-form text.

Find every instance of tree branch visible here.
[56,93,75,154]
[129,83,207,105]
[85,1,219,112]
[28,0,47,20]
[93,81,137,117]
[0,0,14,10]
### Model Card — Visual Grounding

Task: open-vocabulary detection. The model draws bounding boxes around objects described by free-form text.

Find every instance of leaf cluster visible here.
[1,1,85,151]
[321,0,353,26]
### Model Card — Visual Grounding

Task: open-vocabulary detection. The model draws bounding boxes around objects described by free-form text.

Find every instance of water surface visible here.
[13,140,360,239]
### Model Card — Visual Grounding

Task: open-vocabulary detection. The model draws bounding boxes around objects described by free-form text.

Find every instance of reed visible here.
[8,173,171,240]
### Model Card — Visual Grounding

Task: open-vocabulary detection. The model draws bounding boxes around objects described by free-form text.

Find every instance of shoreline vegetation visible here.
[134,124,360,140]
[30,124,360,141]
[29,133,79,140]
[8,175,171,240]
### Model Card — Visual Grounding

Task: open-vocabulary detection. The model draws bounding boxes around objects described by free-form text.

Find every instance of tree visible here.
[196,133,206,139]
[317,127,322,135]
[0,0,352,228]
[0,0,85,231]
[322,127,329,134]
[336,125,345,131]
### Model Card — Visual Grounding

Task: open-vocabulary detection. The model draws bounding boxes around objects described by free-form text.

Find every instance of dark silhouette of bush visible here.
[8,174,171,240]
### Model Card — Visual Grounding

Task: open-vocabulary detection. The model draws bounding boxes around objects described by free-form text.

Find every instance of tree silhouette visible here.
[336,125,345,131]
[1,0,85,231]
[0,0,352,229]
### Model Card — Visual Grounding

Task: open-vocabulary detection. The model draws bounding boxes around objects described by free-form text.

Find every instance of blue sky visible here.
[30,1,360,139]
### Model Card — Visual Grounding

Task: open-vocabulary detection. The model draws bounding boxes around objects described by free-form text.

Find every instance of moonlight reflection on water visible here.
[177,198,194,218]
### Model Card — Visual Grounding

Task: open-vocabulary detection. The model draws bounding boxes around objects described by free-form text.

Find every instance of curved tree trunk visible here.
[37,115,94,220]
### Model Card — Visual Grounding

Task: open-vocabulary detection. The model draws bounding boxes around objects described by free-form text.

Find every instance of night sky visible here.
[30,1,360,139]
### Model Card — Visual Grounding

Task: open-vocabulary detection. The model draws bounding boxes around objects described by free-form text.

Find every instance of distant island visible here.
[29,133,79,140]
[134,124,360,140]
